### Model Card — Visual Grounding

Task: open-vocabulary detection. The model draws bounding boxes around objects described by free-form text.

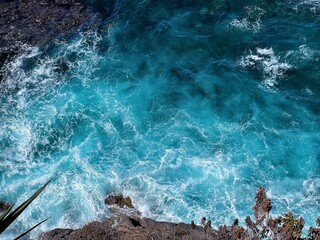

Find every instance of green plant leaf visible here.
[0,178,52,234]
[13,217,50,240]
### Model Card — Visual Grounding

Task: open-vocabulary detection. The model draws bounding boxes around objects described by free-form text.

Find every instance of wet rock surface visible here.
[43,188,320,240]
[105,194,134,208]
[0,0,90,52]
[0,201,11,212]
[0,0,92,81]
[42,194,213,240]
[42,215,213,240]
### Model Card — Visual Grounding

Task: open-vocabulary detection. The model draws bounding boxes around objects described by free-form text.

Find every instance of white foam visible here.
[229,6,265,33]
[298,45,315,58]
[160,148,182,169]
[294,0,320,11]
[239,47,294,87]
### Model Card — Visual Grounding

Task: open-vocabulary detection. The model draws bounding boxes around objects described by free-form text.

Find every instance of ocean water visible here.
[0,0,320,238]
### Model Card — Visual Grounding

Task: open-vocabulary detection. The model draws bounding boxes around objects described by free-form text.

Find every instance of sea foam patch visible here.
[229,6,265,33]
[239,47,294,87]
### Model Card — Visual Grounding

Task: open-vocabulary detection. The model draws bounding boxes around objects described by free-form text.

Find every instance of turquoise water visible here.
[1,0,320,237]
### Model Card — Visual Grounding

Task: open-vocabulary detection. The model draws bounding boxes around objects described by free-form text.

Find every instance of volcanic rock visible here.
[0,0,90,52]
[0,0,92,81]
[0,200,11,212]
[105,194,134,208]
[43,188,320,240]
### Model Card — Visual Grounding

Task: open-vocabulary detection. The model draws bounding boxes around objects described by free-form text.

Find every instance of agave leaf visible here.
[13,217,50,240]
[0,204,14,222]
[0,178,52,234]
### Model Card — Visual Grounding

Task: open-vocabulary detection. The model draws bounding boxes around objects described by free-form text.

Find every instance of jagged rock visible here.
[228,219,249,240]
[40,228,74,240]
[252,187,272,226]
[191,220,196,229]
[245,216,260,239]
[308,227,320,240]
[250,188,305,239]
[44,189,320,240]
[213,222,249,240]
[105,194,134,208]
[267,212,305,240]
[44,215,213,240]
[308,217,320,239]
[0,0,94,82]
[204,220,212,233]
[0,201,11,212]
[40,222,117,240]
[200,216,206,226]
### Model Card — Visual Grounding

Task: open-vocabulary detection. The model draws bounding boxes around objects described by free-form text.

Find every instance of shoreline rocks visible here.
[0,0,90,52]
[42,189,320,240]
[41,193,214,239]
[105,194,134,209]
[0,0,92,81]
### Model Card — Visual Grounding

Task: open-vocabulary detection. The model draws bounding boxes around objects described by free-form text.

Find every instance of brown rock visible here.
[41,222,117,240]
[245,216,260,239]
[272,212,305,240]
[252,187,272,226]
[40,228,74,240]
[0,0,95,82]
[105,194,134,208]
[191,220,196,229]
[43,188,320,240]
[308,227,320,240]
[0,0,91,52]
[44,215,214,240]
[0,201,11,212]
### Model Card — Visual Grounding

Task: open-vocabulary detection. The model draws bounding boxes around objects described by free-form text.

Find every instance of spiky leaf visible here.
[13,217,50,240]
[0,178,52,234]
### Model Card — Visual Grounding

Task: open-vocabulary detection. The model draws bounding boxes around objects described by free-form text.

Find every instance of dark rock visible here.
[268,212,305,240]
[105,194,134,208]
[40,222,117,240]
[44,215,213,240]
[200,216,206,226]
[308,226,320,240]
[204,220,212,233]
[128,217,142,227]
[67,222,117,240]
[0,51,16,82]
[44,189,320,240]
[191,220,196,229]
[252,187,272,226]
[0,200,11,212]
[40,228,74,240]
[232,219,238,227]
[0,0,91,52]
[0,0,93,82]
[245,216,260,239]
[55,0,77,6]
[214,223,249,240]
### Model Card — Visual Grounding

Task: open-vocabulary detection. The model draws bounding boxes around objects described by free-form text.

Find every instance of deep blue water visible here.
[1,0,320,238]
